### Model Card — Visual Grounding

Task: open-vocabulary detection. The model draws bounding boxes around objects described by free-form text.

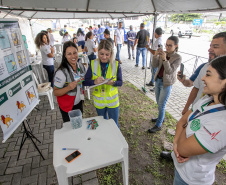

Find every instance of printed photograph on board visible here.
[0,30,11,50]
[4,54,17,74]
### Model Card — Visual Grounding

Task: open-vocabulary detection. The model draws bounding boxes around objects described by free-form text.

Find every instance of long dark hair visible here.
[77,28,85,36]
[63,32,69,38]
[35,32,49,49]
[167,36,179,52]
[85,31,93,41]
[56,41,78,73]
[210,55,226,105]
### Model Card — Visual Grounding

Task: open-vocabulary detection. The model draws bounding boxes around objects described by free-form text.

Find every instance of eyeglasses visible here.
[165,44,173,48]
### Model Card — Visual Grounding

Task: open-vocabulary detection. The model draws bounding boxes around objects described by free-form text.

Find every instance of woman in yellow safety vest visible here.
[84,40,123,127]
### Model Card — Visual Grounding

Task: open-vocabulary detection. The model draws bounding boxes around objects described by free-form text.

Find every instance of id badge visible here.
[73,74,80,81]
[101,89,105,96]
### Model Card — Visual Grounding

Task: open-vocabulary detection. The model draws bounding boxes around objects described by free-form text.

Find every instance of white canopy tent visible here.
[1,0,225,54]
[0,0,226,19]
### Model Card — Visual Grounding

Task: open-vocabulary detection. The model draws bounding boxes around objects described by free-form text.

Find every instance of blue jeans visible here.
[116,44,122,61]
[136,47,147,67]
[96,107,119,128]
[174,169,188,185]
[155,78,172,127]
[151,66,158,84]
[127,44,134,58]
[43,65,54,87]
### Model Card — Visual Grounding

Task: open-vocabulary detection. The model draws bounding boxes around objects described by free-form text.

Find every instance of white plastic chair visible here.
[54,44,63,55]
[32,72,54,110]
[54,53,62,71]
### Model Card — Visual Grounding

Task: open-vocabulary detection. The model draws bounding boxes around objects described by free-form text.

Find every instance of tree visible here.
[169,13,202,23]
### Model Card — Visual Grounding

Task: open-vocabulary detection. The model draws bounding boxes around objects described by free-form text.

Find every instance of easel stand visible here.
[17,120,45,160]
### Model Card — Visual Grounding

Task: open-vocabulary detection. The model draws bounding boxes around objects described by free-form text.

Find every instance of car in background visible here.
[170,25,192,38]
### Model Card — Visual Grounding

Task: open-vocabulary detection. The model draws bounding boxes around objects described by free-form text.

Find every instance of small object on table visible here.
[62,148,79,150]
[87,119,99,130]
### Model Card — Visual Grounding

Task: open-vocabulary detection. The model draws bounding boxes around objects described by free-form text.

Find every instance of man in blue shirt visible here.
[97,24,105,44]
[126,25,136,59]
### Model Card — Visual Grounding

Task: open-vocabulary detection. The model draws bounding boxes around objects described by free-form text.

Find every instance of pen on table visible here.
[62,148,79,150]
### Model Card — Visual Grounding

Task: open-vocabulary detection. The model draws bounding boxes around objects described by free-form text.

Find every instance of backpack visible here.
[59,29,63,36]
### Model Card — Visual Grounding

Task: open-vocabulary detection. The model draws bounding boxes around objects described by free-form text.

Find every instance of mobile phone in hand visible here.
[180,63,184,79]
[65,150,81,163]
[158,44,163,50]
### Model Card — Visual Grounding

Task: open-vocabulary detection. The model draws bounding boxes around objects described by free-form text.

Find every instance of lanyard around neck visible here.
[101,63,109,79]
[189,104,226,122]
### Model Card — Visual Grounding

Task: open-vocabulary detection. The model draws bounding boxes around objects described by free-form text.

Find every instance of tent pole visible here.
[29,19,35,43]
[151,13,158,45]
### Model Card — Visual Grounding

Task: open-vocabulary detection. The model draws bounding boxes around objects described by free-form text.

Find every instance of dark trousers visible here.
[43,65,54,87]
[88,54,97,64]
[59,100,83,123]
[78,41,85,49]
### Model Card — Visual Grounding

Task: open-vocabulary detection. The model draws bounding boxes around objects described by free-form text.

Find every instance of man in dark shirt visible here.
[126,25,136,59]
[104,29,114,46]
[133,23,150,69]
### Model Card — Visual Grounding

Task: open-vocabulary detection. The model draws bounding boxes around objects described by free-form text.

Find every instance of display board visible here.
[0,19,39,143]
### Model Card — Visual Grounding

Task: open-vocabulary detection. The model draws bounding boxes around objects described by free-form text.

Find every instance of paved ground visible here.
[0,46,199,185]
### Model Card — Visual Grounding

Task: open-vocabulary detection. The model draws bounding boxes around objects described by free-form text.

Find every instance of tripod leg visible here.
[27,130,41,143]
[17,124,27,160]
[27,133,45,160]
[26,119,33,133]
[35,107,40,111]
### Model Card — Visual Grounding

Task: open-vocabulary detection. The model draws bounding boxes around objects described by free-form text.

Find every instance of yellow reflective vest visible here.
[91,60,119,109]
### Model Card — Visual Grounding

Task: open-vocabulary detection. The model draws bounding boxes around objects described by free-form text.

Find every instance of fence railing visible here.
[178,51,208,76]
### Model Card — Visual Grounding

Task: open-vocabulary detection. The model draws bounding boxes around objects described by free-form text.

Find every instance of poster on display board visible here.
[0,19,39,143]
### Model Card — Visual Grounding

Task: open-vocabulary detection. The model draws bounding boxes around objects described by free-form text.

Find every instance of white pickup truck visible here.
[170,25,193,38]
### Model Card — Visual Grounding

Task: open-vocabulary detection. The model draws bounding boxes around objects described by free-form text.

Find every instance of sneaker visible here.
[147,125,161,133]
[142,66,145,69]
[118,60,122,64]
[133,57,135,59]
[160,151,173,161]
[150,87,155,92]
[146,82,154,86]
[148,67,151,69]
[128,57,131,59]
[151,118,165,122]
[135,64,138,67]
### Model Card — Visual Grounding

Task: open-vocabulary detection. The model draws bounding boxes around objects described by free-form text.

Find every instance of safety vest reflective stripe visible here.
[94,101,106,107]
[93,95,105,101]
[106,94,118,100]
[93,60,98,74]
[107,99,119,107]
[112,62,116,76]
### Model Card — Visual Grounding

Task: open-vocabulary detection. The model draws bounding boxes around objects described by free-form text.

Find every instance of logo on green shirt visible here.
[190,119,201,131]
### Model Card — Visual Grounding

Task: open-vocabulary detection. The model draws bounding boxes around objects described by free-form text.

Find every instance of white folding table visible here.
[53,116,128,185]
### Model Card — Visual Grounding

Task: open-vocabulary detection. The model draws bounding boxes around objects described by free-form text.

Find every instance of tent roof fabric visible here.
[1,0,226,19]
